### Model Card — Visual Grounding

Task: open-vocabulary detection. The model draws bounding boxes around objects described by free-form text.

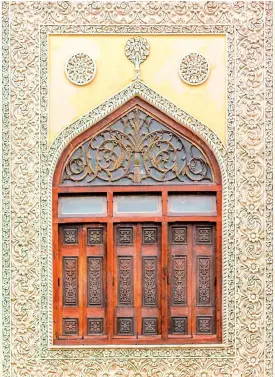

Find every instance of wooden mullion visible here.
[78,225,85,338]
[191,224,197,336]
[136,224,142,337]
[187,224,193,336]
[107,221,114,340]
[82,225,88,338]
[161,221,168,340]
[216,191,222,341]
[107,193,114,340]
[57,226,63,339]
[53,189,59,339]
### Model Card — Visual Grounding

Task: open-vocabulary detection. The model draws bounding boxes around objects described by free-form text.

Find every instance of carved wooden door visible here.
[114,224,161,339]
[168,223,216,338]
[57,221,217,343]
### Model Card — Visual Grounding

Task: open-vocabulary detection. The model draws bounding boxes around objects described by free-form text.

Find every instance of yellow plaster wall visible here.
[49,34,226,145]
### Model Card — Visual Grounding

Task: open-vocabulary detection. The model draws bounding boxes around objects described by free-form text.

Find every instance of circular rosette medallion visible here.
[179,53,210,85]
[65,53,96,85]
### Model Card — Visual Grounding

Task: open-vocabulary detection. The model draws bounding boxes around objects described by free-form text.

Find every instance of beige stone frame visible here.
[1,2,273,377]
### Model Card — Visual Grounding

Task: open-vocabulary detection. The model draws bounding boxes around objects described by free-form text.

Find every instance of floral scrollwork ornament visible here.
[179,53,210,86]
[125,36,150,80]
[65,53,96,85]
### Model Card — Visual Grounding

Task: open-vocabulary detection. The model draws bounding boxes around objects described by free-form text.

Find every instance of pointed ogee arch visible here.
[51,96,223,346]
[53,98,222,187]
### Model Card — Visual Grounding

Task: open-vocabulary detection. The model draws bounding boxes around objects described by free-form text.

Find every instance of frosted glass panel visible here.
[114,195,162,216]
[59,196,107,217]
[168,195,216,215]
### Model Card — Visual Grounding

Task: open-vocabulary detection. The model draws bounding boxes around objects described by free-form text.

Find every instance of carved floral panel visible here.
[87,257,103,306]
[61,109,213,185]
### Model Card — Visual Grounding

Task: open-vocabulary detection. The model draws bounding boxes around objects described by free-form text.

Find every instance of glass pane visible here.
[59,196,107,217]
[168,195,216,215]
[113,195,162,216]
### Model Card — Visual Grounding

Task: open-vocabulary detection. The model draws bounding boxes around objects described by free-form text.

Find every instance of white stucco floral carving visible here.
[65,53,96,85]
[1,1,273,377]
[125,36,150,80]
[179,53,210,85]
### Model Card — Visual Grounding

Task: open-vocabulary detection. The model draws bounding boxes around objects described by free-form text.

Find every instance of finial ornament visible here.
[125,37,150,80]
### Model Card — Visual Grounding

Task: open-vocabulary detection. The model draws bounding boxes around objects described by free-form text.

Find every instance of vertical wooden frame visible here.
[107,192,114,340]
[216,191,222,341]
[52,98,222,345]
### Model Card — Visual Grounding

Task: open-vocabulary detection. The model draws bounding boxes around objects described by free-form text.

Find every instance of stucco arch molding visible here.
[47,80,231,351]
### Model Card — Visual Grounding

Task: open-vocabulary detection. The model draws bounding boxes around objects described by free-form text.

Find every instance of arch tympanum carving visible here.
[54,98,221,186]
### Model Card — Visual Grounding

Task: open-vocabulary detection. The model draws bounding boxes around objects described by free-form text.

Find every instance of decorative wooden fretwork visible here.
[142,318,158,335]
[61,108,213,186]
[117,227,133,245]
[171,227,187,244]
[62,257,78,306]
[172,256,187,305]
[117,318,134,335]
[171,317,187,334]
[196,316,213,334]
[87,257,103,306]
[197,256,212,306]
[62,318,78,336]
[196,226,212,244]
[118,257,133,306]
[142,257,158,306]
[142,227,157,244]
[87,228,103,245]
[62,228,78,244]
[87,318,103,335]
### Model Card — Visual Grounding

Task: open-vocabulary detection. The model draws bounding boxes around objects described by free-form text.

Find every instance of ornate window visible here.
[53,98,222,345]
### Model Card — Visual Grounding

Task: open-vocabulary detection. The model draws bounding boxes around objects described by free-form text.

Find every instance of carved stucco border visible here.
[41,24,234,360]
[2,2,273,377]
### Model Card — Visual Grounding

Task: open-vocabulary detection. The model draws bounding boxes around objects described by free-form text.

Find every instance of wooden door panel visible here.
[58,225,83,339]
[193,224,216,336]
[142,256,158,307]
[168,224,191,337]
[117,256,134,306]
[56,220,218,344]
[114,224,136,338]
[84,224,107,338]
[140,224,161,337]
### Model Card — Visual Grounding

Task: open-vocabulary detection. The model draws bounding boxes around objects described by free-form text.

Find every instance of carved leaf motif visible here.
[143,257,157,306]
[117,318,133,335]
[118,257,133,305]
[197,316,213,334]
[63,318,78,336]
[87,229,102,245]
[87,258,103,306]
[142,318,158,335]
[87,318,103,335]
[63,228,78,244]
[62,109,213,185]
[125,36,150,67]
[63,257,78,306]
[172,257,187,305]
[172,317,187,334]
[197,257,211,306]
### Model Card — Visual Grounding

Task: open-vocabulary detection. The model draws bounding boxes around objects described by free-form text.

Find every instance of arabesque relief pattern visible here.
[2,1,273,377]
